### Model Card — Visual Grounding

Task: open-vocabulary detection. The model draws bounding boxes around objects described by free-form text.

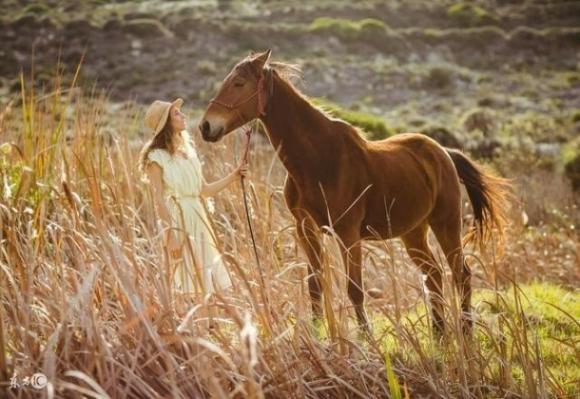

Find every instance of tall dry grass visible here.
[0,66,578,398]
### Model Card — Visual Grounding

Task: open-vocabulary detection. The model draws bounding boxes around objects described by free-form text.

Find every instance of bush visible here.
[419,125,461,148]
[405,26,507,48]
[308,17,406,53]
[501,112,570,143]
[447,3,499,27]
[508,27,580,52]
[562,137,580,190]
[197,60,216,76]
[413,63,474,91]
[311,98,394,141]
[309,17,388,38]
[423,66,455,90]
[460,108,497,136]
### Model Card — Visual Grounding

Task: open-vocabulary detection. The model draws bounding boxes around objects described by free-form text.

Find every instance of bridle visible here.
[207,66,272,166]
[208,68,270,129]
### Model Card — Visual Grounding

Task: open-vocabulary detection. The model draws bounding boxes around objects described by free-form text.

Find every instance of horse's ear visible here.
[253,49,271,69]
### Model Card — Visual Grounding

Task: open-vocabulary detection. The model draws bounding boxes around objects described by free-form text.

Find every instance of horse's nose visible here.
[199,120,211,137]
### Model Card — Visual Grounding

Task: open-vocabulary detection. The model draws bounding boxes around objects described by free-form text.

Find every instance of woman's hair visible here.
[137,115,181,181]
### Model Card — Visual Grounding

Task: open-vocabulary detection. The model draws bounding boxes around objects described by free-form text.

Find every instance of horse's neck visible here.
[260,75,336,183]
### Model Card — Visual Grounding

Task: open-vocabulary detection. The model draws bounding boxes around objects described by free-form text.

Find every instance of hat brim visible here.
[153,98,184,135]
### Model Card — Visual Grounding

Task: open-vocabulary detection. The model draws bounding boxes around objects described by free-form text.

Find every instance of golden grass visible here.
[0,67,578,398]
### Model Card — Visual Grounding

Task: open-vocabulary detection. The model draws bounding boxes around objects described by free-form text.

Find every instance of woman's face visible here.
[169,106,186,132]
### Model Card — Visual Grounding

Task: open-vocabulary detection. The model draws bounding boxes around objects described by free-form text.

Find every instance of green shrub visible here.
[562,137,580,190]
[358,18,387,36]
[508,27,580,50]
[20,3,52,15]
[312,98,394,141]
[410,63,474,91]
[447,3,499,27]
[460,108,497,136]
[309,17,388,38]
[501,112,569,143]
[566,73,580,87]
[197,60,216,76]
[423,66,454,90]
[419,125,461,148]
[308,17,407,52]
[406,26,507,51]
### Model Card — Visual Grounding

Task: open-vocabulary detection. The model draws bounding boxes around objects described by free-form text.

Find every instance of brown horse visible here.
[199,50,511,336]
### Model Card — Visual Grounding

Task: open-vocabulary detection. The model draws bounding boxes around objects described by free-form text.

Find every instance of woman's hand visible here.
[201,159,249,196]
[166,230,183,259]
[236,159,249,179]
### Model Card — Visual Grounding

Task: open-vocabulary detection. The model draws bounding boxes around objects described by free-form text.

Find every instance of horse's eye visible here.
[233,81,244,88]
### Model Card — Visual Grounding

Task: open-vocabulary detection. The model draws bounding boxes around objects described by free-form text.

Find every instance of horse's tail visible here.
[446,148,512,250]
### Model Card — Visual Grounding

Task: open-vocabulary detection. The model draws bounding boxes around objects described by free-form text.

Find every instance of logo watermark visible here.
[9,372,48,390]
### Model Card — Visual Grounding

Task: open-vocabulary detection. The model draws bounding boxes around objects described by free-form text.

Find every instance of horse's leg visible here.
[430,217,472,334]
[295,216,324,323]
[401,224,445,336]
[339,232,371,337]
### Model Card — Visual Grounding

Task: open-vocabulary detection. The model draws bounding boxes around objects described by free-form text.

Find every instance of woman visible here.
[138,98,247,306]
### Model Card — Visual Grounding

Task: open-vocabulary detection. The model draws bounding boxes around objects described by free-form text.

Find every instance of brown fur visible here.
[200,52,512,336]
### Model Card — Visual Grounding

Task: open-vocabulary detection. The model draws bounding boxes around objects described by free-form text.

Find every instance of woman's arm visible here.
[200,171,237,197]
[145,162,173,231]
[200,160,248,197]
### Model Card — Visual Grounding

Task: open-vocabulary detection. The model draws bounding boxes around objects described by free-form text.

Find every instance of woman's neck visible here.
[175,130,196,155]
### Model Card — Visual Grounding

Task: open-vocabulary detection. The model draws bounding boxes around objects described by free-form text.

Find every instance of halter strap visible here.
[208,69,269,128]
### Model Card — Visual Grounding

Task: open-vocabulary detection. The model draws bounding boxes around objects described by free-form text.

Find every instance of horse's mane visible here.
[266,60,367,142]
[238,57,366,141]
[268,61,303,84]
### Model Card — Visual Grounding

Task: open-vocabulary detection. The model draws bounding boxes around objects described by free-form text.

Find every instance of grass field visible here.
[0,63,578,398]
[1,1,579,398]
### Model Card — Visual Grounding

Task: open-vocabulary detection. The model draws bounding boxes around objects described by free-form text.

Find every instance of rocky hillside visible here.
[1,0,579,200]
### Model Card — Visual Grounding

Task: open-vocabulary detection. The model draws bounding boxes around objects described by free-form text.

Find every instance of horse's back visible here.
[368,132,446,154]
[367,132,456,176]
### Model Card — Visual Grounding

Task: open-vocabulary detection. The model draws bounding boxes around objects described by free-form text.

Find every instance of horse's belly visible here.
[360,221,416,240]
[360,193,433,239]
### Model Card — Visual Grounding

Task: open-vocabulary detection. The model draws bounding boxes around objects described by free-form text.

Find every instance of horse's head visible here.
[199,49,272,142]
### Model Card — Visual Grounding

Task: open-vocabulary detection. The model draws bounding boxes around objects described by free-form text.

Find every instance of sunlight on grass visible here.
[0,47,578,398]
[366,282,580,398]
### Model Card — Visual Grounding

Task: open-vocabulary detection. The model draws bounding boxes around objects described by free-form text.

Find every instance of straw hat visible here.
[144,98,184,135]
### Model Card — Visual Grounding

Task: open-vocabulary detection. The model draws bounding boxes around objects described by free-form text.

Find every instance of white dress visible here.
[147,133,232,298]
